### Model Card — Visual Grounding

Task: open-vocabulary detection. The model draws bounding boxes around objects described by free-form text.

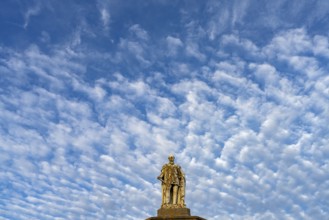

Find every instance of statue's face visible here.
[168,155,175,164]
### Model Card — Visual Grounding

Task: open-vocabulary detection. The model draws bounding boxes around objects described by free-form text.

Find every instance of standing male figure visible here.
[157,154,186,208]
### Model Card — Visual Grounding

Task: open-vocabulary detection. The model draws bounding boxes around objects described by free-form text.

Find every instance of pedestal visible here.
[146,217,206,220]
[158,208,191,217]
[146,207,206,220]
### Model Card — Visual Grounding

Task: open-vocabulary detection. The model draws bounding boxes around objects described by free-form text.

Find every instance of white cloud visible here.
[118,38,151,66]
[166,36,183,47]
[100,8,110,29]
[23,3,41,29]
[129,24,149,41]
[264,28,312,57]
[221,34,260,57]
[249,63,279,87]
[313,35,329,58]
[166,36,183,56]
[185,42,206,61]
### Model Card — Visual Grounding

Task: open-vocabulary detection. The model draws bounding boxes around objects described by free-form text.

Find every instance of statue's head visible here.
[168,154,175,164]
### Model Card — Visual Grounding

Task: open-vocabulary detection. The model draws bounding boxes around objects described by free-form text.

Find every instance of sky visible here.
[1,0,329,219]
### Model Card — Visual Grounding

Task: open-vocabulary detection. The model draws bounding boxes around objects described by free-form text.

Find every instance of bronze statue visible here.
[157,154,186,208]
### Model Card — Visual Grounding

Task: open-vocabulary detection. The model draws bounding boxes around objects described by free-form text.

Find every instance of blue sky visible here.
[1,1,329,219]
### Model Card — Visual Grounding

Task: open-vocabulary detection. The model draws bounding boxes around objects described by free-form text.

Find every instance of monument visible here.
[146,154,206,220]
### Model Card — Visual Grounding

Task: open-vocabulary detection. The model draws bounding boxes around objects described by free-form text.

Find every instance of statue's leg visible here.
[165,185,170,204]
[177,187,181,205]
[162,185,166,205]
[172,185,178,204]
[180,186,185,206]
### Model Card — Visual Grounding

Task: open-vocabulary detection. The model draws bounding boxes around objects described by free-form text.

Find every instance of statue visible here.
[146,155,206,219]
[157,154,186,208]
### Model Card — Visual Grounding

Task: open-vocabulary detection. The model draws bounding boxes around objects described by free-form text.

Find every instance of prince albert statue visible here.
[157,154,186,208]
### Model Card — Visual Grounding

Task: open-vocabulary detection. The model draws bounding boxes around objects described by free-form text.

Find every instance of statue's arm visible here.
[157,165,166,182]
[157,176,165,184]
[177,166,185,184]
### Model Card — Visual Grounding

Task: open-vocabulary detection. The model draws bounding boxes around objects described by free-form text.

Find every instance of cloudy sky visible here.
[1,1,329,219]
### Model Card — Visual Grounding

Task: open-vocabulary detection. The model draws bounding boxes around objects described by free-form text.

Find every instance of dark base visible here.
[146,217,206,220]
[146,207,206,220]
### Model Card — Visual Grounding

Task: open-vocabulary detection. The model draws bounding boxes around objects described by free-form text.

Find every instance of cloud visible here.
[23,3,41,29]
[100,8,110,29]
[264,28,312,56]
[116,25,153,68]
[166,36,183,56]
[185,42,206,62]
[129,24,149,41]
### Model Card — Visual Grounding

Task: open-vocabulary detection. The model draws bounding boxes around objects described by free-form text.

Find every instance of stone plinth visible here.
[158,208,191,217]
[146,217,206,220]
[146,207,206,220]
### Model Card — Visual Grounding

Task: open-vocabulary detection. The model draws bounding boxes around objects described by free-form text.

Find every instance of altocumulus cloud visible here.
[1,1,329,220]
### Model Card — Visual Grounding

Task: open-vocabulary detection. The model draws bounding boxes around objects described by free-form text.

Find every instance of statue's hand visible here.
[157,177,165,184]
